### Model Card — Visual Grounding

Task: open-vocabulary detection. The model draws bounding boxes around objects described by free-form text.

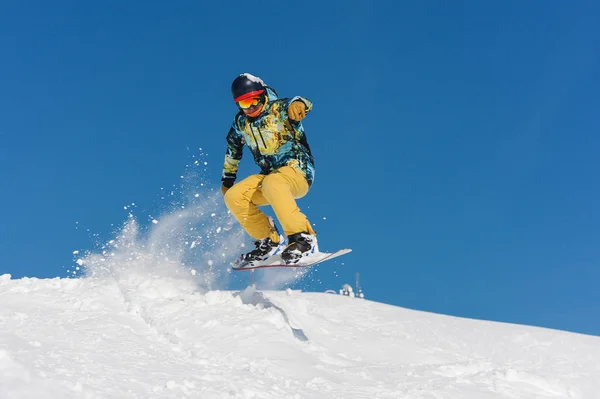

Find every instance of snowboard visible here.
[231,248,352,271]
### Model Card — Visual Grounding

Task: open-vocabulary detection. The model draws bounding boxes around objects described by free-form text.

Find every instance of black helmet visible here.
[231,73,266,102]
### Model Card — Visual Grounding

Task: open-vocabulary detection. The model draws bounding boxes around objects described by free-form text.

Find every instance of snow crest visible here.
[1,275,599,399]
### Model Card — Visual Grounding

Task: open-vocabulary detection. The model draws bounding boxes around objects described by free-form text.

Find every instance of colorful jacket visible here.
[222,87,315,187]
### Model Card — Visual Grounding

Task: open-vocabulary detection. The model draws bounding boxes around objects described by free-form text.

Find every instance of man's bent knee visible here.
[223,184,247,209]
[261,173,289,198]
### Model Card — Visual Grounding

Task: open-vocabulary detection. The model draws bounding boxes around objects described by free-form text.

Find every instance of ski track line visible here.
[112,278,329,398]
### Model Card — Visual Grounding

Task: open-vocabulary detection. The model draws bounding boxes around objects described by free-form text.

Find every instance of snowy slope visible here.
[1,272,599,399]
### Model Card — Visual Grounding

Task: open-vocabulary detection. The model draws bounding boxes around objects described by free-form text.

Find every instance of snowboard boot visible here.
[238,217,285,265]
[281,232,318,264]
[240,236,283,264]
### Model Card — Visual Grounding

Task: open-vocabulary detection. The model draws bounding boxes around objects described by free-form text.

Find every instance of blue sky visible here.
[1,1,599,336]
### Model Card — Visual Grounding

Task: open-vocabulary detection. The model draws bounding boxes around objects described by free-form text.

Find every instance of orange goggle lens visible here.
[237,96,263,109]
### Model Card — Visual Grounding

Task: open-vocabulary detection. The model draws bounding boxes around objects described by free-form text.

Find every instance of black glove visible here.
[221,178,235,195]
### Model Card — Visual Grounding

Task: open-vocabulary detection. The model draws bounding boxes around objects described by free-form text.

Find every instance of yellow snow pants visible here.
[223,166,316,242]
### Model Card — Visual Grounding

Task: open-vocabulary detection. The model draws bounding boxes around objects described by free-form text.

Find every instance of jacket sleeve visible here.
[222,120,245,184]
[282,97,314,158]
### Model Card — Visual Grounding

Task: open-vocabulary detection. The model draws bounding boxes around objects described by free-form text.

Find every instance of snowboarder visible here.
[221,73,317,265]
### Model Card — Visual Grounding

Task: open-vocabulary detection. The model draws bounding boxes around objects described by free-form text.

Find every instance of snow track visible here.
[1,274,599,398]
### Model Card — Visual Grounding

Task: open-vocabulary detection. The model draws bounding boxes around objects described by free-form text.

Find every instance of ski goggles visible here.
[237,95,264,109]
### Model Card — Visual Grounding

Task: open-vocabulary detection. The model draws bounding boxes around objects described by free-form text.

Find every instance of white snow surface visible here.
[1,273,599,399]
[2,186,599,398]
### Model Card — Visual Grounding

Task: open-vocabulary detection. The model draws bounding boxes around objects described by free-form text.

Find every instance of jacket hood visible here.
[265,87,279,101]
